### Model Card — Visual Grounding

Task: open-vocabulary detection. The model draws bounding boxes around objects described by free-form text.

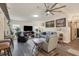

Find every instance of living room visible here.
[0,3,79,56]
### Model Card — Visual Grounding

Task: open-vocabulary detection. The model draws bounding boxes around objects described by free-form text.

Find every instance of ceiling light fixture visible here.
[46,11,50,14]
[33,15,39,17]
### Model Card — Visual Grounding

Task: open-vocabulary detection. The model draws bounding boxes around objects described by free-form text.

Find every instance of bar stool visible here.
[58,33,63,44]
[32,38,44,56]
[0,40,12,56]
[32,42,42,56]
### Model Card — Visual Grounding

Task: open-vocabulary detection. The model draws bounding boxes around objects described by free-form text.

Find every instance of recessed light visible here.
[33,15,39,17]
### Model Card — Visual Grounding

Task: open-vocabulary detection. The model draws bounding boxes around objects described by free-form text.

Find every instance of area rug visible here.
[67,48,79,56]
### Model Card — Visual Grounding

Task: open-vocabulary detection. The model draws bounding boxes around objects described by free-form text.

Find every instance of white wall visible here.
[0,8,4,40]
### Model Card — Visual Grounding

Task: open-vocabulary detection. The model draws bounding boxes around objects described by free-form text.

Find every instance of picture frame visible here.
[46,21,54,27]
[56,18,66,27]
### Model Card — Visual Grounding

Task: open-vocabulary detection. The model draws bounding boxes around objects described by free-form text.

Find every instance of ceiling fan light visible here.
[33,15,39,17]
[46,11,50,14]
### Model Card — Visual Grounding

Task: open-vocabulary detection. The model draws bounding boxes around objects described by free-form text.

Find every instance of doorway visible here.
[69,21,77,41]
[76,22,79,39]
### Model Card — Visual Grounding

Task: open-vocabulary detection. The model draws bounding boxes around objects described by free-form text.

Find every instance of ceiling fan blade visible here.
[52,5,66,10]
[53,11,62,12]
[44,3,48,9]
[41,11,48,16]
[50,12,54,15]
[50,3,58,9]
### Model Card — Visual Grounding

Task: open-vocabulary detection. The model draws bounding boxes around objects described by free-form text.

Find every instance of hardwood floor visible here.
[57,39,79,56]
[68,39,79,50]
[12,39,79,56]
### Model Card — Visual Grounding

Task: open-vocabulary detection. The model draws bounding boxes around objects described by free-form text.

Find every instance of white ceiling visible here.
[7,3,79,22]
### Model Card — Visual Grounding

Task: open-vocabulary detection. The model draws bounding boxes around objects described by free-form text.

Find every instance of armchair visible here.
[42,32,58,52]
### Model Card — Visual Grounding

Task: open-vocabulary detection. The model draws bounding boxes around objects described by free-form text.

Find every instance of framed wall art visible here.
[46,21,54,27]
[56,18,66,27]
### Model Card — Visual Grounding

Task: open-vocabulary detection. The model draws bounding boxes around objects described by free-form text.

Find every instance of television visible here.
[24,26,33,31]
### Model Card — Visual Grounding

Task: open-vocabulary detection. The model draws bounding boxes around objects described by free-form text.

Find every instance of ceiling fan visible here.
[40,3,66,16]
